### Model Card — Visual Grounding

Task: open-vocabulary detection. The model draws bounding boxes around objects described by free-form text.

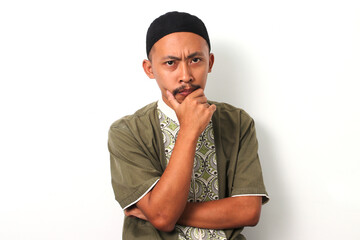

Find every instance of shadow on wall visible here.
[243,123,291,239]
[206,41,243,105]
[206,40,252,107]
[207,41,291,239]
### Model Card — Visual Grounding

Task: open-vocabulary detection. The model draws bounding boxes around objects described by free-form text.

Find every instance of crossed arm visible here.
[125,89,262,232]
[126,196,262,231]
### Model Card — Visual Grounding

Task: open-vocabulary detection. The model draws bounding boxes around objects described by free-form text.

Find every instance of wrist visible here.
[177,128,199,145]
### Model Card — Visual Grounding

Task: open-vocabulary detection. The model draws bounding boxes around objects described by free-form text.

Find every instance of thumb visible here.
[166,90,180,110]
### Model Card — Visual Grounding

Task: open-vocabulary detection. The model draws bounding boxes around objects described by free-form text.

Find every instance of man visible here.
[108,11,269,240]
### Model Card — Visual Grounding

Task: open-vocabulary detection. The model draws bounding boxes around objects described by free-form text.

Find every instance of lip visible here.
[173,85,201,97]
[178,88,194,96]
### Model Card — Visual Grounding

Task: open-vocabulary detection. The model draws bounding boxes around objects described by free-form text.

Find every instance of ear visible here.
[208,53,215,73]
[143,59,155,79]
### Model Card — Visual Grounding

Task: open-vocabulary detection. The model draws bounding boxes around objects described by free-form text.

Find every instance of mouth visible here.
[179,88,195,96]
[173,85,201,97]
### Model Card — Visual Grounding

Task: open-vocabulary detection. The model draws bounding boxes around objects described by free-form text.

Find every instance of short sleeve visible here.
[231,114,269,204]
[108,120,163,209]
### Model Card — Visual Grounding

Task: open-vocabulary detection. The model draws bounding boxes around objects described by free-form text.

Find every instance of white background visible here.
[1,0,359,239]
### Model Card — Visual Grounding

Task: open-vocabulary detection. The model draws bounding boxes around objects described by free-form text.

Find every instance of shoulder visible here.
[110,102,158,132]
[209,100,254,123]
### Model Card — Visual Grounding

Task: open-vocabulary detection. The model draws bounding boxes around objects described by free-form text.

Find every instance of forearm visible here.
[136,129,198,231]
[177,196,262,229]
[134,90,216,232]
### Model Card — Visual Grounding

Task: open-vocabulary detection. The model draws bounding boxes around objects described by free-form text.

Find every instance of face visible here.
[143,32,214,108]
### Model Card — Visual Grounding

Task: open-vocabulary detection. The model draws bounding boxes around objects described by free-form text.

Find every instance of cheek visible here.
[193,68,208,84]
[155,76,174,92]
[154,71,176,88]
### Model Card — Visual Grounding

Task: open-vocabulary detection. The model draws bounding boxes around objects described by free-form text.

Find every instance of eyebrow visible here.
[161,52,205,61]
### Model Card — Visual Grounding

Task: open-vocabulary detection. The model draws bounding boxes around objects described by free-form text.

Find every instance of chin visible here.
[175,95,186,103]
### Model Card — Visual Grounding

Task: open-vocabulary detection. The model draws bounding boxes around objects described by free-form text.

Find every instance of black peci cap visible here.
[146,11,211,57]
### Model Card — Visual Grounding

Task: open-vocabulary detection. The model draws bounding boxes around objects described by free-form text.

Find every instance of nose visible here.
[179,62,193,83]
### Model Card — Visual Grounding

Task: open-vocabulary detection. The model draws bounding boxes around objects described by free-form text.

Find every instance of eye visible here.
[165,60,175,66]
[192,58,201,63]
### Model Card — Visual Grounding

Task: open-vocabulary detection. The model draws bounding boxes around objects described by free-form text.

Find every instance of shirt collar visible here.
[157,98,179,124]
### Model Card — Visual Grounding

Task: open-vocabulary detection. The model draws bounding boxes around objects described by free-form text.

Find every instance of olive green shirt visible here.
[108,101,268,240]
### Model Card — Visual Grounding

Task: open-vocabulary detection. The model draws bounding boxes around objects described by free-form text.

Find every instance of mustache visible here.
[172,84,201,96]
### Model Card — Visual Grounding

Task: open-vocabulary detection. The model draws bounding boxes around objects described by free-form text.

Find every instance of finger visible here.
[124,209,131,217]
[208,104,217,113]
[195,96,208,104]
[166,90,180,109]
[188,88,205,98]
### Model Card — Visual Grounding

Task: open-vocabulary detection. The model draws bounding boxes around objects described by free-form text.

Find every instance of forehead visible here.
[150,32,209,58]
